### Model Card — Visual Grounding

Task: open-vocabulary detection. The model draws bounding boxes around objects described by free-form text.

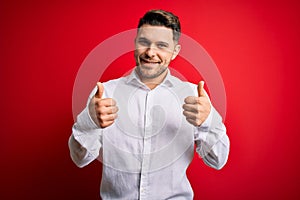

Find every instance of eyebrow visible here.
[137,37,169,46]
[156,41,169,47]
[137,37,149,41]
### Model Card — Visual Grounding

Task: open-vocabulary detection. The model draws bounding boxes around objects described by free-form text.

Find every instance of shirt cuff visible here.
[72,107,103,158]
[194,106,213,141]
[76,107,99,130]
[194,106,225,141]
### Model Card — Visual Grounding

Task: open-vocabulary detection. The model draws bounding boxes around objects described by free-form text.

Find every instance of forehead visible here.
[137,25,174,42]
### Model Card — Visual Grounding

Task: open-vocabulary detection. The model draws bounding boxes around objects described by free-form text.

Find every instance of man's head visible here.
[134,10,181,82]
[138,9,181,43]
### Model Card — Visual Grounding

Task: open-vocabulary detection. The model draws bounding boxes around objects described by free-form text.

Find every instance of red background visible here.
[1,0,300,199]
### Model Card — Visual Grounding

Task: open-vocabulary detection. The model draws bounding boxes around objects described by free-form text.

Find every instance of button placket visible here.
[139,90,154,200]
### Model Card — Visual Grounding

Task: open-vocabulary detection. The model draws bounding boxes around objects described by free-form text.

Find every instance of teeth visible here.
[145,61,158,64]
[141,58,158,63]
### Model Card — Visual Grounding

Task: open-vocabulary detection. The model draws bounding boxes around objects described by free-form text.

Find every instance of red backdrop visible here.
[1,0,299,199]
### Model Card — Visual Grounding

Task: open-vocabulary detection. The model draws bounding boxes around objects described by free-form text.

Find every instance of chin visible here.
[138,66,168,80]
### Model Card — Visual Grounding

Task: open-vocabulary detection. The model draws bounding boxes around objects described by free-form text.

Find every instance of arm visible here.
[68,106,102,168]
[68,82,118,168]
[183,81,230,169]
[194,107,230,170]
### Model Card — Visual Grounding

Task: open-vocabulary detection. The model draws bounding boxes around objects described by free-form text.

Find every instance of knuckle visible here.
[111,99,117,105]
[94,100,100,106]
[196,105,202,112]
[196,97,202,104]
[95,110,101,116]
[114,113,118,119]
[99,100,106,107]
[115,106,119,112]
[182,104,187,111]
[100,122,104,127]
[184,97,189,103]
[195,119,201,126]
[183,111,188,116]
[99,114,106,122]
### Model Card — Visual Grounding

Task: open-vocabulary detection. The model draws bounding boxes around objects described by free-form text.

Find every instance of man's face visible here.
[134,25,180,80]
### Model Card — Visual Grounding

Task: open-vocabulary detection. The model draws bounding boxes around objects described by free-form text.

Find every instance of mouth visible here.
[140,58,161,66]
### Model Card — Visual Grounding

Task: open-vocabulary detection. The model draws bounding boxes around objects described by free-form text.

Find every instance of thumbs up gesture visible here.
[89,82,118,128]
[183,81,211,126]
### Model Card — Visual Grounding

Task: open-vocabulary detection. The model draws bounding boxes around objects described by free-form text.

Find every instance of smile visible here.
[140,58,161,65]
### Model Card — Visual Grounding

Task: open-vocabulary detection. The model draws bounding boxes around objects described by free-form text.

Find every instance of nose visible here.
[145,44,156,58]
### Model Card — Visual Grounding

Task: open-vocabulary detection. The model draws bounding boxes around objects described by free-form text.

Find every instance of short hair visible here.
[138,9,181,42]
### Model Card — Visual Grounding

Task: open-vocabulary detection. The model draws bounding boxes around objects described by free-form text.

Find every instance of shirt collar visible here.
[125,67,175,88]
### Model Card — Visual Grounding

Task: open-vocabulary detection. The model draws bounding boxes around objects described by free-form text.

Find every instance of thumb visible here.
[197,81,206,97]
[95,82,104,99]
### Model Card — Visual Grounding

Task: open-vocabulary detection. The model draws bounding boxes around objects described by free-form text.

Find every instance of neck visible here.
[143,81,160,90]
[136,69,168,90]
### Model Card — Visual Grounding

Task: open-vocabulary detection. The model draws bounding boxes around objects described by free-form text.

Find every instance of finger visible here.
[184,96,198,104]
[97,106,118,115]
[197,81,206,97]
[96,98,117,107]
[185,118,200,127]
[95,82,104,99]
[98,113,118,122]
[183,104,199,113]
[186,117,203,126]
[183,110,198,119]
[100,121,114,128]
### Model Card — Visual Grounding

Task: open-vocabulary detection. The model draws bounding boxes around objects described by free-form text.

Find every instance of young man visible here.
[69,10,230,199]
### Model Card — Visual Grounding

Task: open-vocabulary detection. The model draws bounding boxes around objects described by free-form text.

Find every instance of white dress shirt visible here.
[69,69,230,200]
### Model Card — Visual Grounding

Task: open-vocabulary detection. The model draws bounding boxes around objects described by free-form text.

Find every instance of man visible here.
[69,9,230,199]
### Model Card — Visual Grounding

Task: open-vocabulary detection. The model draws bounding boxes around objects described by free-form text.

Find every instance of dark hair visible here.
[138,9,181,42]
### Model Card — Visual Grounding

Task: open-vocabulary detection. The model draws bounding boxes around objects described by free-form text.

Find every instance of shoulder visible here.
[102,77,126,89]
[101,77,127,98]
[169,74,198,96]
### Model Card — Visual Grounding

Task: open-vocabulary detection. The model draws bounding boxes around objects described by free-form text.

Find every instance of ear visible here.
[171,44,181,60]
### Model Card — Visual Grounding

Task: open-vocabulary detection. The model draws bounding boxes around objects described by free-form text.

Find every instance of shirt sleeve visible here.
[194,106,230,170]
[68,86,103,168]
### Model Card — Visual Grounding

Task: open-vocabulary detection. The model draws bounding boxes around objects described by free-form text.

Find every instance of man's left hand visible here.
[183,81,211,126]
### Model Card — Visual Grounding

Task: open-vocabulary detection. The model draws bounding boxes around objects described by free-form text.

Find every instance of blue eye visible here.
[157,43,168,49]
[138,39,150,46]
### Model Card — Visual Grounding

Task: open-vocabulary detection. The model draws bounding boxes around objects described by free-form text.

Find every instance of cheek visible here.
[160,52,174,63]
[134,49,141,59]
[135,48,146,57]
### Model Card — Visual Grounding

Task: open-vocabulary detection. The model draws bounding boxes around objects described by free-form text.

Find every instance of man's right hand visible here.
[89,82,118,128]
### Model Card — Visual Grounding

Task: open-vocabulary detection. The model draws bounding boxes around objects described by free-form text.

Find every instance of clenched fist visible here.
[89,82,118,128]
[183,81,211,126]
